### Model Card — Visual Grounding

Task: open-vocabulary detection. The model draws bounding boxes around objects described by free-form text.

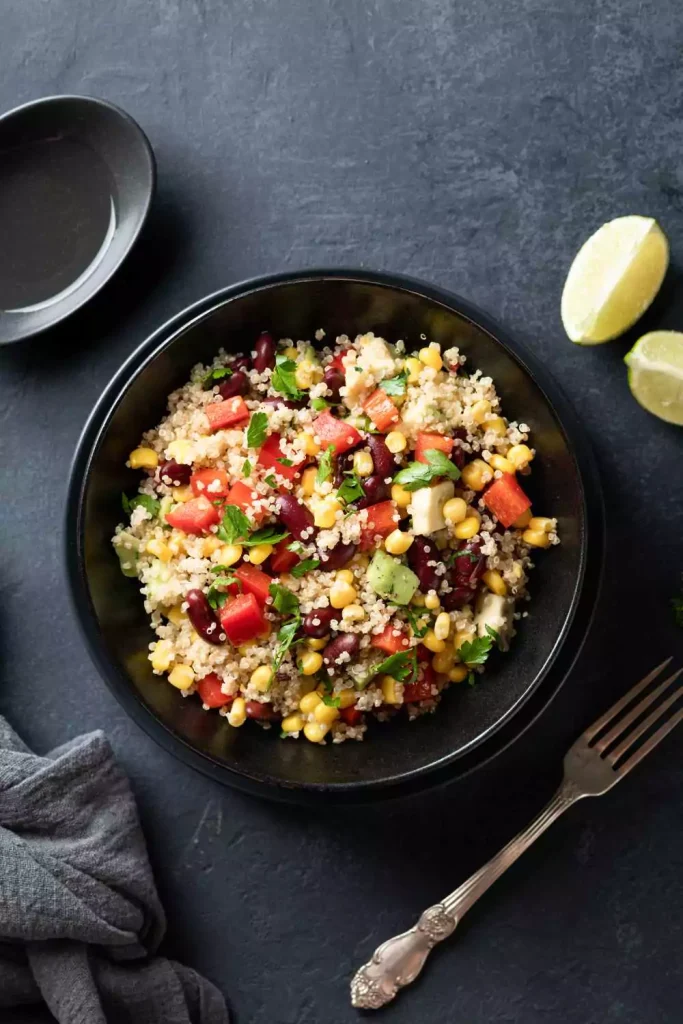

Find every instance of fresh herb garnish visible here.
[458,626,499,666]
[265,474,277,487]
[321,693,341,707]
[271,354,304,400]
[268,583,300,618]
[291,558,320,578]
[268,583,304,671]
[379,370,409,397]
[206,576,236,610]
[311,397,332,411]
[357,649,418,690]
[122,493,161,518]
[246,411,268,448]
[402,605,430,638]
[211,565,241,578]
[202,366,233,388]
[242,525,289,547]
[276,457,294,467]
[337,471,365,505]
[217,505,251,544]
[272,618,303,672]
[393,448,461,492]
[242,459,252,476]
[316,445,335,486]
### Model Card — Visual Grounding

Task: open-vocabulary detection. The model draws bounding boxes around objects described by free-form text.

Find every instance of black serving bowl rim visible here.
[65,269,604,802]
[0,93,156,345]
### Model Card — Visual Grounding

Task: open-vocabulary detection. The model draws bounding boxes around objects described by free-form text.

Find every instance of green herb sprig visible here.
[393,448,461,492]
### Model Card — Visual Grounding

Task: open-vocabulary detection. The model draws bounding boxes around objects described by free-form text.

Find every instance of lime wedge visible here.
[561,216,669,344]
[625,331,683,425]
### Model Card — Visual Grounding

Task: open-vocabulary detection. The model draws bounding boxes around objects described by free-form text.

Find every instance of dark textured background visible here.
[2,1,683,1021]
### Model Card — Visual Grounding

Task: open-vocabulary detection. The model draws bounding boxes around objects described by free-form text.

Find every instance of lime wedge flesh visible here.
[625,331,683,425]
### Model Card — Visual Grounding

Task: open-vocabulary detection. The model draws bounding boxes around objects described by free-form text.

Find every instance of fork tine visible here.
[616,706,683,777]
[583,658,673,742]
[594,669,683,753]
[606,674,683,764]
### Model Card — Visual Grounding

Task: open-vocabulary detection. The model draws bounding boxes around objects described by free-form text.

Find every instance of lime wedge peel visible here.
[625,331,683,426]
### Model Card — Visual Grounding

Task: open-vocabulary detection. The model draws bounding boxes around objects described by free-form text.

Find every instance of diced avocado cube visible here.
[367,550,419,606]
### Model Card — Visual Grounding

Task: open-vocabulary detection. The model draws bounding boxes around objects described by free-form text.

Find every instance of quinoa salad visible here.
[113,330,559,744]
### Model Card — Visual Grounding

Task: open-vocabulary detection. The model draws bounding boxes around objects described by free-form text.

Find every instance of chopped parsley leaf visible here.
[458,626,499,666]
[276,457,294,467]
[393,448,461,492]
[242,525,289,547]
[246,411,268,448]
[316,445,335,486]
[242,459,252,476]
[337,471,365,505]
[311,398,331,411]
[271,354,304,400]
[379,370,408,397]
[202,366,233,389]
[291,558,320,578]
[122,493,160,518]
[268,583,300,619]
[265,474,277,487]
[217,505,251,544]
[357,649,418,690]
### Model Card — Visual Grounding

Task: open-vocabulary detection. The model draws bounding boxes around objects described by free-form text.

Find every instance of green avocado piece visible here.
[367,550,419,606]
[114,531,140,578]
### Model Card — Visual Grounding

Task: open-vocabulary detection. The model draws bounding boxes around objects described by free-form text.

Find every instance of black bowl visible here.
[65,270,603,801]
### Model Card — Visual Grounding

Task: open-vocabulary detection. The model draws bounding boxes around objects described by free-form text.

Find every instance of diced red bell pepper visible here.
[415,432,454,464]
[245,700,280,721]
[340,705,364,726]
[225,481,268,523]
[403,665,437,703]
[229,563,273,606]
[313,411,362,455]
[257,433,305,482]
[363,389,399,432]
[220,593,268,646]
[269,537,300,574]
[166,496,220,535]
[197,672,234,708]
[371,622,410,655]
[205,396,250,432]
[359,500,400,550]
[190,467,230,499]
[328,350,350,373]
[483,473,531,529]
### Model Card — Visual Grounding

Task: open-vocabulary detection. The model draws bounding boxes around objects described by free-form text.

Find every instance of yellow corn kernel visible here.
[522,528,551,549]
[314,701,340,725]
[353,450,374,477]
[461,459,494,491]
[508,444,534,470]
[165,603,187,626]
[301,466,317,497]
[336,569,355,585]
[202,535,223,556]
[434,611,451,641]
[482,569,508,596]
[312,496,342,529]
[384,529,414,556]
[307,636,329,651]
[385,431,407,454]
[405,357,423,383]
[227,697,247,727]
[449,664,469,683]
[489,453,515,474]
[303,720,329,743]
[294,361,322,389]
[296,430,321,457]
[432,650,455,674]
[330,580,358,609]
[341,604,366,623]
[380,675,401,705]
[250,666,273,692]
[422,629,446,654]
[453,628,475,653]
[424,591,441,611]
[443,497,467,524]
[283,346,299,360]
[299,691,322,714]
[281,713,304,733]
[485,416,508,436]
[418,344,443,371]
[168,664,195,690]
[471,399,491,424]
[150,640,174,673]
[338,688,357,709]
[173,485,194,503]
[167,532,185,557]
[146,538,172,562]
[218,543,243,566]
[248,543,273,565]
[166,439,193,464]
[300,650,323,676]
[129,447,158,470]
[454,516,480,540]
[391,483,412,508]
[411,592,426,607]
[529,516,554,533]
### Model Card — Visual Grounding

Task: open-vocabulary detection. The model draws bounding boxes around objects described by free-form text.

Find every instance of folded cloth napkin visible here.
[0,717,229,1024]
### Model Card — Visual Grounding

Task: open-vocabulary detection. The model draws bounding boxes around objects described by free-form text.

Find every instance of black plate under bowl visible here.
[65,270,603,802]
[0,95,155,344]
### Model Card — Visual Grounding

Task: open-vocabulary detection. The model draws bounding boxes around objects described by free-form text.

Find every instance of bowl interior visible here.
[73,275,587,794]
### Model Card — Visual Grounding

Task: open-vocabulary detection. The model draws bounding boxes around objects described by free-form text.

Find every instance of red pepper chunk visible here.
[328,351,349,373]
[224,481,268,523]
[313,410,362,454]
[220,593,268,646]
[257,433,305,482]
[205,396,250,432]
[415,432,454,464]
[197,672,234,708]
[229,563,273,606]
[371,623,410,655]
[483,473,531,529]
[340,706,363,726]
[269,537,300,574]
[403,664,437,703]
[165,496,220,535]
[359,500,400,550]
[190,467,230,499]
[363,389,399,432]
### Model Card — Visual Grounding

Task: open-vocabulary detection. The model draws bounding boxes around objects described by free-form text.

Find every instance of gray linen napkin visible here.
[0,717,229,1024]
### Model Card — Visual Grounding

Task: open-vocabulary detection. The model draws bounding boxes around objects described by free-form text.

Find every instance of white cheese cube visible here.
[410,480,455,536]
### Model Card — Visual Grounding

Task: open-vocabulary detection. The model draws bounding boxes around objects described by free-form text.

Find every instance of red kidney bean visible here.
[185,589,225,645]
[317,541,357,571]
[367,435,394,478]
[357,474,390,509]
[452,539,485,587]
[302,606,336,638]
[261,396,304,410]
[323,633,360,667]
[245,700,281,721]
[230,354,251,373]
[323,366,345,401]
[440,584,477,612]
[217,370,249,399]
[157,459,191,488]
[408,537,444,593]
[277,494,317,541]
[253,331,276,372]
[333,449,354,489]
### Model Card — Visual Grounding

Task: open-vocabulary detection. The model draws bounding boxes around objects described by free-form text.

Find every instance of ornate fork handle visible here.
[350,779,582,1009]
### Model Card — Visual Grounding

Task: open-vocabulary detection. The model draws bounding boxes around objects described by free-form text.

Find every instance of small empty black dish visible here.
[0,95,155,345]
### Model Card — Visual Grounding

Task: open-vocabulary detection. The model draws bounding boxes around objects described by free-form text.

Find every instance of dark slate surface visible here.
[2,2,683,1021]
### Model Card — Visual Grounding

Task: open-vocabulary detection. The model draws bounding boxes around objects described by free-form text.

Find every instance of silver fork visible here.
[351,658,683,1010]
